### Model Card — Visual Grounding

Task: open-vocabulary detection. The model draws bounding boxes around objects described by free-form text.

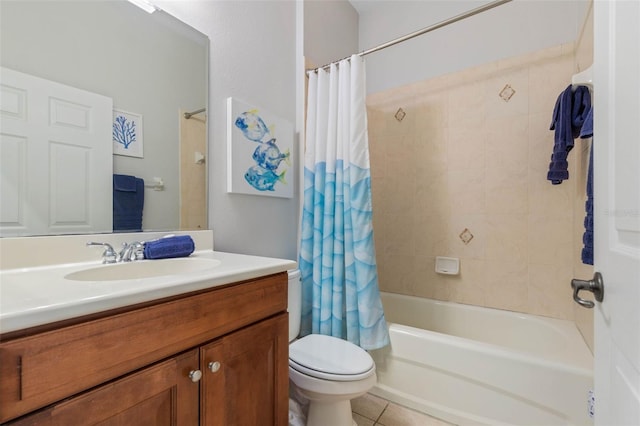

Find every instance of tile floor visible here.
[351,393,455,426]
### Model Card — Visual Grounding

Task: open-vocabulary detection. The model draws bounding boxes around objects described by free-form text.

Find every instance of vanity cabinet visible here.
[0,273,289,425]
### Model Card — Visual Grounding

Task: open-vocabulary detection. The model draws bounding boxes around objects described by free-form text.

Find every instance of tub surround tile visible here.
[485,260,529,312]
[368,41,591,328]
[528,54,574,114]
[414,257,453,301]
[485,67,529,119]
[447,168,486,215]
[448,258,487,307]
[528,215,574,266]
[528,262,574,319]
[414,214,452,257]
[485,214,528,264]
[447,126,487,172]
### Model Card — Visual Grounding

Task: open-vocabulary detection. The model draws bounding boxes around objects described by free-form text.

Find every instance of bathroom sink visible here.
[64,257,221,282]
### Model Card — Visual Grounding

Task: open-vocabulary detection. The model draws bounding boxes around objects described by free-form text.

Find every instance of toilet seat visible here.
[289,334,375,382]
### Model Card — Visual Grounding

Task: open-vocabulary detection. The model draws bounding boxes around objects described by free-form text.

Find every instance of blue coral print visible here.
[113,115,136,149]
[235,110,289,191]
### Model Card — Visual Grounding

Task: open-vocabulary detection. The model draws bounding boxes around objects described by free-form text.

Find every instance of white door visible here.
[0,67,113,236]
[593,1,640,424]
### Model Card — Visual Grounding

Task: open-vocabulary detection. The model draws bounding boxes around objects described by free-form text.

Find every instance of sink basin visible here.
[64,257,221,281]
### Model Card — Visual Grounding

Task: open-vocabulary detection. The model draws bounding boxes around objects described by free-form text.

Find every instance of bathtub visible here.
[369,292,594,426]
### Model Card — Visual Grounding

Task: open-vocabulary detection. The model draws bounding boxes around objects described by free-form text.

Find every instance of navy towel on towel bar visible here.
[113,174,144,232]
[579,107,594,265]
[547,85,591,184]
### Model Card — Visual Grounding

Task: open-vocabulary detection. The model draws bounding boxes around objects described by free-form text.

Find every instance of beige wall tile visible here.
[448,81,486,129]
[414,256,453,301]
[383,213,415,256]
[485,114,529,179]
[528,215,574,266]
[415,214,452,257]
[416,168,450,217]
[448,126,486,171]
[485,67,529,119]
[378,253,415,294]
[367,42,591,326]
[448,168,486,215]
[528,262,574,319]
[485,214,528,264]
[528,54,574,114]
[485,259,529,312]
[448,258,487,306]
[448,214,487,260]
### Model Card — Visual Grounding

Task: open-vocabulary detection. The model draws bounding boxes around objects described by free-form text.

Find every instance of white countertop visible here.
[0,250,297,334]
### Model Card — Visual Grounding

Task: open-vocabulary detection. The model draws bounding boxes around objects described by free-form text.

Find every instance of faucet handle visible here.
[86,242,119,264]
[119,241,145,262]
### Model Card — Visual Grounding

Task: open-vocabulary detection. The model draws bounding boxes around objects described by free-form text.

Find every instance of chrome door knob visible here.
[571,272,604,309]
[208,361,221,373]
[188,369,203,382]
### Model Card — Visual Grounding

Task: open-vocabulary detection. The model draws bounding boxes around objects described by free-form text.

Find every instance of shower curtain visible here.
[299,55,389,350]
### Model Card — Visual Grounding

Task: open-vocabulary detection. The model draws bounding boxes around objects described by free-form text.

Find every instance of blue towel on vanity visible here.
[113,174,144,232]
[580,107,594,265]
[144,235,195,259]
[547,85,591,184]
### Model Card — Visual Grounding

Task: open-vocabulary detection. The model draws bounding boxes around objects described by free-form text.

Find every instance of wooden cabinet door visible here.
[200,314,289,426]
[8,350,200,426]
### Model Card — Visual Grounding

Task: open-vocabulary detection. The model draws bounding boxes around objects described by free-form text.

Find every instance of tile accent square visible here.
[459,228,474,244]
[394,108,406,122]
[499,84,516,102]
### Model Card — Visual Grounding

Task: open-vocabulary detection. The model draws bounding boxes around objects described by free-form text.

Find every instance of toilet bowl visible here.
[288,270,377,426]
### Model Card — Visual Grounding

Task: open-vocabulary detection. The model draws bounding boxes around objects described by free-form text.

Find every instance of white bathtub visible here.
[369,292,594,426]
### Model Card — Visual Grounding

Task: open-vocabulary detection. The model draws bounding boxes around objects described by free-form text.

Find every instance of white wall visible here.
[355,0,591,94]
[158,1,298,260]
[304,0,359,68]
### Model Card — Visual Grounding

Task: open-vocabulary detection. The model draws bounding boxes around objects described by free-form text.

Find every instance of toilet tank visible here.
[287,269,301,342]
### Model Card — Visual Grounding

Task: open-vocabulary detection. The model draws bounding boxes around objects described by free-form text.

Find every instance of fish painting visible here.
[244,165,286,191]
[252,139,290,171]
[234,110,271,142]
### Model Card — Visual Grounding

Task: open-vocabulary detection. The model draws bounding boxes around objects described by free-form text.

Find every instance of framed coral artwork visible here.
[226,97,293,198]
[113,109,143,158]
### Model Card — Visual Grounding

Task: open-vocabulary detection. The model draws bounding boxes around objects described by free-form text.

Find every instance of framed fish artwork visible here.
[226,97,293,198]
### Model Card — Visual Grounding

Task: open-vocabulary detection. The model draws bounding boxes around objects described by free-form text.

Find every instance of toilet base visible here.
[306,399,356,426]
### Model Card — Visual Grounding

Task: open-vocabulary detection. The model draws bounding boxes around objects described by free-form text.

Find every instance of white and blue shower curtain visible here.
[299,55,389,350]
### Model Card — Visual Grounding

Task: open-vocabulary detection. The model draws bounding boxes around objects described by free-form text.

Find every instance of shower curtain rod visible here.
[308,0,513,73]
[184,108,206,119]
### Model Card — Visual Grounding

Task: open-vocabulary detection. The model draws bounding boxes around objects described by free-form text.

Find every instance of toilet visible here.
[287,269,377,426]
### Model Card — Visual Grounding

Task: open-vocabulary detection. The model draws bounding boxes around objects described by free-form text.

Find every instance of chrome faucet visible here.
[86,242,120,264]
[119,242,145,262]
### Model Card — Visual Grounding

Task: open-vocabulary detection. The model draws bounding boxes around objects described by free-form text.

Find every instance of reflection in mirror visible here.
[0,0,208,237]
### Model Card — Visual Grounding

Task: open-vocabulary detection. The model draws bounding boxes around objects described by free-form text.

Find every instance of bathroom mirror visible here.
[0,0,208,237]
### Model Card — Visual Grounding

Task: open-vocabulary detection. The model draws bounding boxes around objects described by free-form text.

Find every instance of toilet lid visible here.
[289,334,375,380]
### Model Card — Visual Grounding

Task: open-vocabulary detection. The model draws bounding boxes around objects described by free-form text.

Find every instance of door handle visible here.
[571,272,604,309]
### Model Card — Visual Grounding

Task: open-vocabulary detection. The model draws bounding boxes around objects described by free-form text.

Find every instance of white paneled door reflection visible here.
[0,67,113,237]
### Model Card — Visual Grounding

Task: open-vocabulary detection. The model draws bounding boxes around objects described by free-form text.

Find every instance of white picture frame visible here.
[113,109,143,158]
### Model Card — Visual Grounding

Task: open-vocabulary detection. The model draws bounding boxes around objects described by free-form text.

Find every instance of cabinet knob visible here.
[208,361,221,373]
[188,369,203,382]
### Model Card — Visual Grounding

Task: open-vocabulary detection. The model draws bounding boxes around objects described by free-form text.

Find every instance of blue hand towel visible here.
[580,107,594,265]
[144,235,195,259]
[547,85,591,184]
[113,174,144,232]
